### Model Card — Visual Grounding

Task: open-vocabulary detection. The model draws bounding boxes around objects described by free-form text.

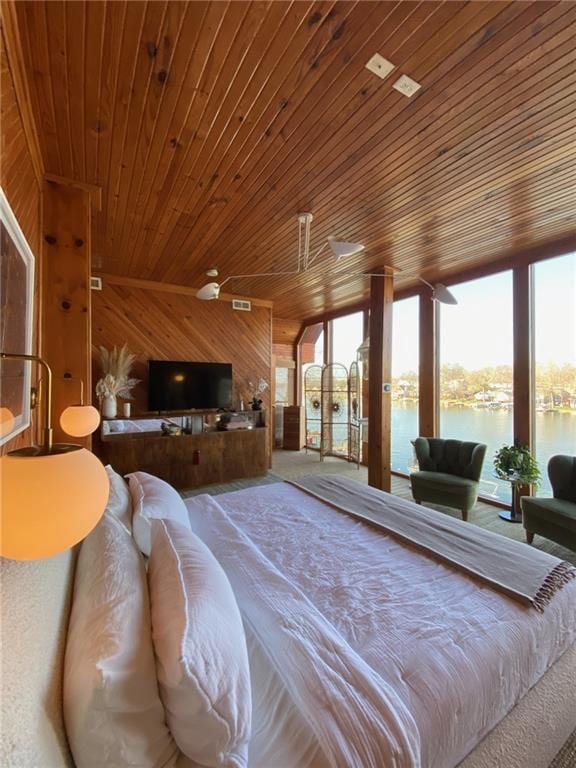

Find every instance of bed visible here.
[179,477,576,768]
[3,472,574,768]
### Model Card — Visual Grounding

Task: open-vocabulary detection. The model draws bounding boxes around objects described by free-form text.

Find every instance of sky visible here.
[328,252,575,375]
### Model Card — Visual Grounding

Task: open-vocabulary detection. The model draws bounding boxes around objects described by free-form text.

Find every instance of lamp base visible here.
[8,443,83,458]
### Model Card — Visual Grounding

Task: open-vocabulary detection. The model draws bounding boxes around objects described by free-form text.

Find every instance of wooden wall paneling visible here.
[91,283,273,451]
[118,1,214,272]
[367,270,394,491]
[513,264,534,449]
[121,0,282,273]
[42,180,92,447]
[155,1,536,274]
[1,3,43,183]
[12,1,576,320]
[272,317,301,347]
[0,29,42,455]
[175,1,481,275]
[418,289,438,438]
[123,0,257,275]
[194,2,568,268]
[151,0,391,282]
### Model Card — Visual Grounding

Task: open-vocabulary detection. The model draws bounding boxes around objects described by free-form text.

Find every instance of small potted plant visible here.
[493,442,540,522]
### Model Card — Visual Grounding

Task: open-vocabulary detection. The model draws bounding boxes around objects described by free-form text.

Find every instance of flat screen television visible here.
[148,360,233,411]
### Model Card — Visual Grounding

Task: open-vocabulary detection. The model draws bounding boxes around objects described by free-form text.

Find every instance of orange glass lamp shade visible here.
[0,407,15,438]
[0,446,110,560]
[60,404,101,437]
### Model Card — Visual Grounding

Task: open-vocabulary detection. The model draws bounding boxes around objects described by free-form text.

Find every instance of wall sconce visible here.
[60,378,101,437]
[0,352,109,561]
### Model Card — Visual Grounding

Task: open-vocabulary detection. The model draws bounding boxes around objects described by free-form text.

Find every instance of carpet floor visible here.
[181,449,575,766]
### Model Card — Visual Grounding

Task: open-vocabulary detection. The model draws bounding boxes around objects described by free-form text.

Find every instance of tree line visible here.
[393,362,576,406]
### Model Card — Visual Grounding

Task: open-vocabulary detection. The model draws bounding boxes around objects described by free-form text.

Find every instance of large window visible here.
[391,297,419,474]
[533,253,576,495]
[332,312,364,369]
[439,271,514,501]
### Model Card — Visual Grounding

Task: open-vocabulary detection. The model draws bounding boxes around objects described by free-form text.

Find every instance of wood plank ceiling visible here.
[14,0,576,320]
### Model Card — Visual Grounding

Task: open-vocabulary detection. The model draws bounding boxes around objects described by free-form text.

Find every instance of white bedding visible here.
[184,482,576,768]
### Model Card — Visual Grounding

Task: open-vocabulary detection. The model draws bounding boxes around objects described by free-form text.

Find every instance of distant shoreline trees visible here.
[393,362,576,410]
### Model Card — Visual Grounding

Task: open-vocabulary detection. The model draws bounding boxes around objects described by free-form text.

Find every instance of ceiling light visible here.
[196,282,221,300]
[196,214,365,300]
[419,278,458,305]
[393,74,421,97]
[365,54,395,80]
[327,236,365,260]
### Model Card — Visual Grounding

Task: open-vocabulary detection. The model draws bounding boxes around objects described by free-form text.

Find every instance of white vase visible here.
[102,395,117,420]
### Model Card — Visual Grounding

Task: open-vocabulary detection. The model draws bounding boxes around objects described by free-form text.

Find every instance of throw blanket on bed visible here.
[289,474,575,611]
[187,493,421,768]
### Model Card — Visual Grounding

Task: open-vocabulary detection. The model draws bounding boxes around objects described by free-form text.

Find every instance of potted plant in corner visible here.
[493,442,540,523]
[95,344,140,419]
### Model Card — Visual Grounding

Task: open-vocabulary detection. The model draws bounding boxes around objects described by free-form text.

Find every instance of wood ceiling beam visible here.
[45,173,102,211]
[95,272,274,309]
[1,3,44,183]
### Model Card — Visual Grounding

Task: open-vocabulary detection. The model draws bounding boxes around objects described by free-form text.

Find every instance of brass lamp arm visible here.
[1,352,53,451]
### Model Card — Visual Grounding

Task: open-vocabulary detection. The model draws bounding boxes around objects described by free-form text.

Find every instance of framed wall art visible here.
[0,187,35,446]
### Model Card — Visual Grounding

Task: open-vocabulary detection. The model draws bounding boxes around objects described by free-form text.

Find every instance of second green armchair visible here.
[410,437,487,521]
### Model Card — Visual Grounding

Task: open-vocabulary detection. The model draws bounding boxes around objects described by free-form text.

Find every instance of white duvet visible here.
[185,483,576,768]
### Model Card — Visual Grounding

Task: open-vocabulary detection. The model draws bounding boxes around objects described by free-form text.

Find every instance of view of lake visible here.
[392,403,576,501]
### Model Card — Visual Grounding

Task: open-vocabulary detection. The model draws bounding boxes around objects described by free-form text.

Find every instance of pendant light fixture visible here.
[0,352,109,560]
[417,278,458,305]
[196,213,365,300]
[195,212,457,305]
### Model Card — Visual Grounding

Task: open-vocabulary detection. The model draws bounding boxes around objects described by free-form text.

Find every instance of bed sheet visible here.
[184,482,576,768]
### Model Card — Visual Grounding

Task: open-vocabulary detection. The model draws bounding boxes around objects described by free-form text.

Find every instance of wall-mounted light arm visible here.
[1,352,53,451]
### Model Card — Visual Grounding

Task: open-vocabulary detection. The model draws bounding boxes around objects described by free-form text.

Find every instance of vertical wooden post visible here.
[42,180,92,447]
[294,340,302,406]
[323,319,332,366]
[419,288,438,437]
[368,269,394,491]
[513,264,533,449]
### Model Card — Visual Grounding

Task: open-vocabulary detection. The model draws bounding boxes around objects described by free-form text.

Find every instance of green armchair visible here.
[521,455,576,552]
[410,437,487,521]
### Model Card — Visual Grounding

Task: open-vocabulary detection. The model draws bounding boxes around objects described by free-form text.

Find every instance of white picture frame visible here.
[0,187,35,446]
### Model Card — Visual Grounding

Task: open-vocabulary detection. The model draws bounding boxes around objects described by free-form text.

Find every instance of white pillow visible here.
[148,519,251,768]
[104,464,132,533]
[127,471,191,556]
[64,514,178,768]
